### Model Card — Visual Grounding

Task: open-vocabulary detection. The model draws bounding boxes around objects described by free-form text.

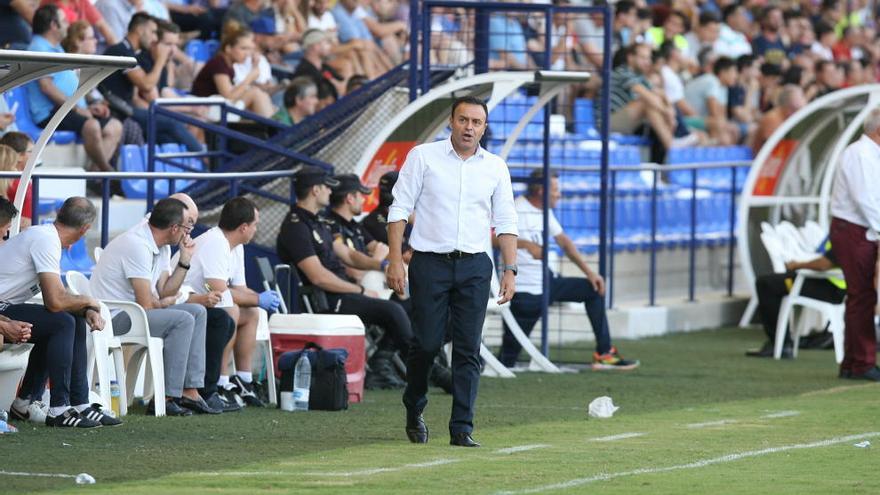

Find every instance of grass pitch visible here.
[2,326,879,494]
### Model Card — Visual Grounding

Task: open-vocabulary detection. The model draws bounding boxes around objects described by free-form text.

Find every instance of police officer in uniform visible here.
[276,166,413,364]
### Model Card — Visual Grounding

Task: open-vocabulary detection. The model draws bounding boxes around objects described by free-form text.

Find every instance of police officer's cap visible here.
[332,174,371,195]
[378,171,399,193]
[297,165,340,188]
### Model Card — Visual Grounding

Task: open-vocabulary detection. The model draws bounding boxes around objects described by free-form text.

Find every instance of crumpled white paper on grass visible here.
[588,396,619,418]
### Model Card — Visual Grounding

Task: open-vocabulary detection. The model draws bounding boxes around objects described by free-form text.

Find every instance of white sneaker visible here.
[670,133,701,148]
[10,399,49,424]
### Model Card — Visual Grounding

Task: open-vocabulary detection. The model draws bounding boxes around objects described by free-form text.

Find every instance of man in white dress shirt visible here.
[387,96,519,447]
[180,196,281,408]
[829,107,880,381]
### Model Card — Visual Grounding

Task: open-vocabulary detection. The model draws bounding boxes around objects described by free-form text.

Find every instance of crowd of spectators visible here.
[0,0,410,193]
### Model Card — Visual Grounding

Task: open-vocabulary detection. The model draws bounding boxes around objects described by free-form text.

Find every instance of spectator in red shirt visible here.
[0,132,33,228]
[40,0,118,45]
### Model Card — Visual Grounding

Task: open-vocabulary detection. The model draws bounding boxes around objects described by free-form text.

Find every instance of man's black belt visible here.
[420,250,477,259]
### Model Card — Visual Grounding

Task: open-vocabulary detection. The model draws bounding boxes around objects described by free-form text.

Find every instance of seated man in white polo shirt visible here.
[90,197,217,416]
[178,196,280,408]
[3,197,120,428]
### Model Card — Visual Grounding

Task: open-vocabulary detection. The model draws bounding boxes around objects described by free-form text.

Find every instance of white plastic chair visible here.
[0,343,33,413]
[93,246,103,263]
[774,269,845,363]
[66,270,124,411]
[254,308,277,405]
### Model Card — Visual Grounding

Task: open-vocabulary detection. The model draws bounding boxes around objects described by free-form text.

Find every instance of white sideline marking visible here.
[494,432,880,495]
[0,470,76,479]
[590,432,646,442]
[685,419,738,429]
[762,410,801,419]
[195,459,460,479]
[495,444,550,454]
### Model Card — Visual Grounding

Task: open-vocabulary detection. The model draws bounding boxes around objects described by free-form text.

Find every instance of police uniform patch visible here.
[288,212,300,223]
[313,230,323,244]
[377,214,386,224]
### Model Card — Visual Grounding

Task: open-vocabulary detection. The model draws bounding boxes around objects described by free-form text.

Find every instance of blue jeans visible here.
[500,276,612,367]
[0,303,88,408]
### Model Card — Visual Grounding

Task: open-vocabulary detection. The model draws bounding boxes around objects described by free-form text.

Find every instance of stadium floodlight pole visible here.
[598,4,612,299]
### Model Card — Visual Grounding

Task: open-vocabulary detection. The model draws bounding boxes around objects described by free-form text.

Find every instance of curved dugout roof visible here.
[737,84,880,325]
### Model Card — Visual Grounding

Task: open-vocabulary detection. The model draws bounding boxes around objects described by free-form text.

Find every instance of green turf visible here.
[3,326,878,494]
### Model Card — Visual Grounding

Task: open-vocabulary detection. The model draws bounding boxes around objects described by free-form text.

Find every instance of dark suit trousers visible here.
[403,251,492,435]
[830,217,877,374]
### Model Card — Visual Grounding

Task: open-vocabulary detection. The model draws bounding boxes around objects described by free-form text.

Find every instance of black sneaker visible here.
[46,408,101,428]
[146,398,193,417]
[80,404,122,426]
[204,392,241,413]
[178,395,222,415]
[220,385,244,408]
[230,375,265,407]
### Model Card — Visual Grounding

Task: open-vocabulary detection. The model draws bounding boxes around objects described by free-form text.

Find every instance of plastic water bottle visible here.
[110,381,121,416]
[292,354,311,411]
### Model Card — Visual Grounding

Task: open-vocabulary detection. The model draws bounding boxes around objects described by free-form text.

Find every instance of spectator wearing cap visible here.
[275,165,413,383]
[683,56,741,145]
[751,6,787,66]
[178,196,280,410]
[714,5,752,59]
[91,197,217,416]
[752,85,806,155]
[191,21,275,118]
[3,197,121,428]
[273,76,318,126]
[292,29,347,102]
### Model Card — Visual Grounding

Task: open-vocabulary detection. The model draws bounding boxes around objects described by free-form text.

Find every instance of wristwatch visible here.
[503,264,518,276]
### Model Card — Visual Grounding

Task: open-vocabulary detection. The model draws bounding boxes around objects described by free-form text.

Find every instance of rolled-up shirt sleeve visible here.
[491,165,519,237]
[388,147,424,224]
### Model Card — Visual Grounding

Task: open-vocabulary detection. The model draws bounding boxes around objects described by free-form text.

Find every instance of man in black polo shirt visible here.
[101,13,201,152]
[361,170,412,252]
[276,166,412,369]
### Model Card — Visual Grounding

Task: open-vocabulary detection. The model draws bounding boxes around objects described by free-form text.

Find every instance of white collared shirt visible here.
[91,221,170,302]
[0,224,61,304]
[388,138,518,253]
[514,196,563,295]
[830,134,880,240]
[175,226,245,308]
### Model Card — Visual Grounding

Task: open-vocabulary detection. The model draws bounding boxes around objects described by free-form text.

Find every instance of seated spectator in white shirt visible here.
[2,197,120,428]
[90,197,218,416]
[178,196,281,408]
[714,5,752,59]
[683,56,741,145]
[811,21,836,62]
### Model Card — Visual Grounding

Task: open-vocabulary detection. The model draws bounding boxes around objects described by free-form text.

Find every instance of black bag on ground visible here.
[278,343,349,411]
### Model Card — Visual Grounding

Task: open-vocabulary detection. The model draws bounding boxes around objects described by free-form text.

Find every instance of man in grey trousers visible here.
[90,197,219,415]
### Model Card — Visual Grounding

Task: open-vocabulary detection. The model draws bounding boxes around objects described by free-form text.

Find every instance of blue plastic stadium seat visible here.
[6,87,77,144]
[60,237,93,277]
[204,40,220,59]
[185,39,204,61]
[119,144,170,199]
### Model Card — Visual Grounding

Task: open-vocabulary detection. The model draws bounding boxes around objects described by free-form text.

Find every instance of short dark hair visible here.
[526,168,559,197]
[0,132,32,154]
[128,12,156,33]
[667,10,690,32]
[815,59,835,74]
[283,76,317,108]
[294,183,315,201]
[736,54,755,72]
[32,4,60,36]
[148,197,187,229]
[698,11,720,26]
[615,0,636,16]
[782,65,804,85]
[56,197,96,229]
[219,196,257,231]
[655,40,678,61]
[815,21,835,39]
[345,74,369,94]
[451,96,488,120]
[0,196,18,227]
[157,20,181,38]
[721,4,742,22]
[713,56,736,76]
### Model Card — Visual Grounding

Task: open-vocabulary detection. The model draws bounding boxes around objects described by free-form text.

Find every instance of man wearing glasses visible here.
[90,197,218,416]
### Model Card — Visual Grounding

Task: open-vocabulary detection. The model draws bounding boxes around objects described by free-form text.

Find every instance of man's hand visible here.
[201,291,222,308]
[85,308,105,332]
[497,271,516,305]
[0,319,32,343]
[159,295,178,308]
[258,289,282,312]
[89,102,109,119]
[372,242,389,261]
[155,41,173,66]
[784,261,799,272]
[0,112,15,129]
[386,259,407,295]
[178,234,195,265]
[587,272,606,296]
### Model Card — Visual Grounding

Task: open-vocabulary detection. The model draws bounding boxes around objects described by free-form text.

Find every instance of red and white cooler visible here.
[268,314,366,403]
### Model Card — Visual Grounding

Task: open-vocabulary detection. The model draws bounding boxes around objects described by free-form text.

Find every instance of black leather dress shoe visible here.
[745,341,792,358]
[178,395,222,414]
[406,412,428,443]
[450,432,480,447]
[848,367,880,382]
[146,398,193,417]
